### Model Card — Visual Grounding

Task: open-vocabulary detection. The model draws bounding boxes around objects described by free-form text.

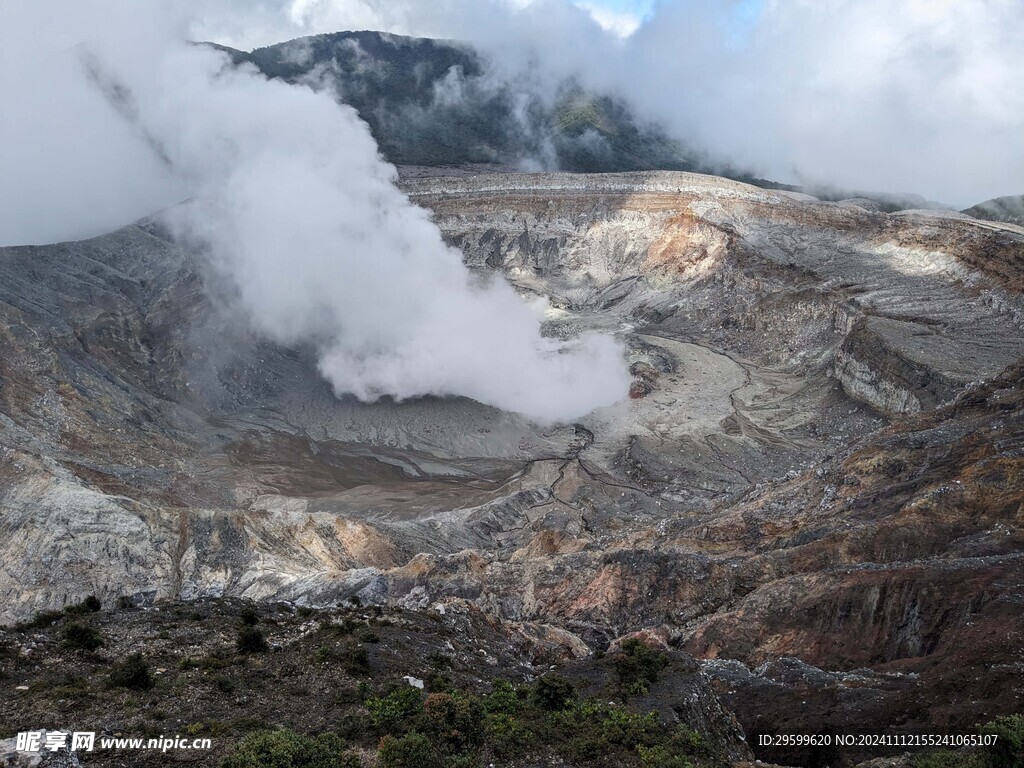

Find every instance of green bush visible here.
[981,714,1024,768]
[239,606,260,626]
[236,626,268,654]
[61,622,104,651]
[556,701,661,759]
[420,692,485,751]
[424,669,452,693]
[378,732,438,768]
[614,639,669,696]
[637,744,695,768]
[531,674,576,711]
[484,680,523,715]
[221,729,357,768]
[484,712,537,759]
[108,653,154,691]
[367,686,423,729]
[548,699,702,768]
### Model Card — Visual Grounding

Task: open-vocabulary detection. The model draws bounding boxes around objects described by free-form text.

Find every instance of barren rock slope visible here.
[1,171,1022,764]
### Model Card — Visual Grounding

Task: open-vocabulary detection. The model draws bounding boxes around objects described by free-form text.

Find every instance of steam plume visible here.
[0,0,629,424]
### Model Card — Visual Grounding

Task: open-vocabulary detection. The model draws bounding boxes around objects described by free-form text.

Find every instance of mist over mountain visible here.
[215,30,702,175]
[208,30,971,215]
[964,194,1024,226]
[193,0,1024,209]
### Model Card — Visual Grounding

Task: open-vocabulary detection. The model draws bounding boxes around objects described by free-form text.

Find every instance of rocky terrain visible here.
[1,170,1023,765]
[0,598,750,767]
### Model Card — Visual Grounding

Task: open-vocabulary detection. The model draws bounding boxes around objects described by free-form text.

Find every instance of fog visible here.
[195,0,1024,207]
[0,0,630,423]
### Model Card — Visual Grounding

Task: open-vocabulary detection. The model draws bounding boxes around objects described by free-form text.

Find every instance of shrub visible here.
[484,712,536,759]
[484,680,523,715]
[664,725,703,756]
[366,686,424,729]
[981,714,1024,768]
[315,639,369,675]
[614,639,669,696]
[420,692,485,750]
[108,653,154,691]
[531,674,576,711]
[637,744,695,768]
[321,618,359,636]
[239,606,259,626]
[221,729,357,768]
[64,596,102,616]
[236,626,268,654]
[378,732,438,768]
[550,699,701,767]
[15,609,63,631]
[427,652,451,669]
[424,669,452,693]
[78,595,102,612]
[212,674,236,693]
[61,622,104,652]
[356,627,379,643]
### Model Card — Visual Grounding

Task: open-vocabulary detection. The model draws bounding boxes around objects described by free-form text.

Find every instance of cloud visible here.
[574,2,643,37]
[0,4,184,245]
[615,0,1024,205]
[0,0,629,423]
[196,0,1024,205]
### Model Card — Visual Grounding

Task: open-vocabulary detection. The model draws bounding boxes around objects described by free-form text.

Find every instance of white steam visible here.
[0,0,629,424]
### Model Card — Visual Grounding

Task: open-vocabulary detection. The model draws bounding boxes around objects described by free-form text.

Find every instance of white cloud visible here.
[574,2,641,37]
[195,0,1024,205]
